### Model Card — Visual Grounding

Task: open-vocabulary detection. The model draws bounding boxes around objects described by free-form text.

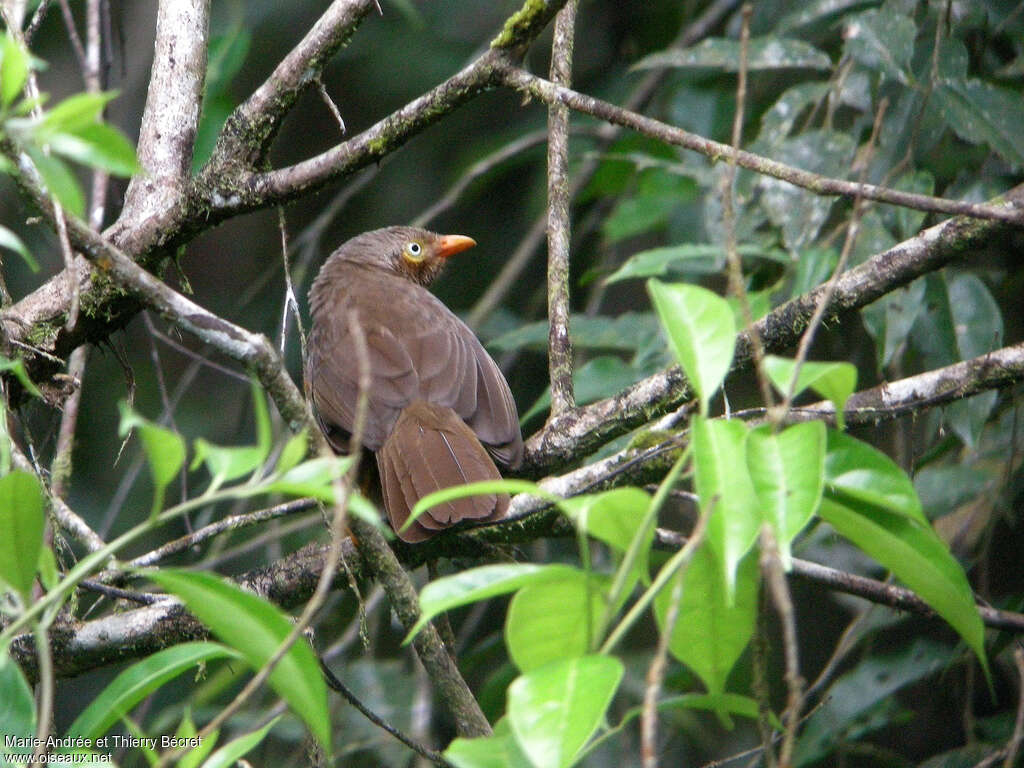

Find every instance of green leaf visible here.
[756,82,832,149]
[406,563,582,644]
[861,278,927,369]
[521,356,642,425]
[67,642,241,740]
[198,717,280,768]
[634,37,831,72]
[118,402,186,515]
[843,8,916,84]
[261,455,351,502]
[445,720,533,768]
[648,280,736,414]
[193,26,252,170]
[758,131,855,251]
[25,146,85,218]
[0,649,35,748]
[935,78,1024,168]
[824,429,925,524]
[605,243,778,284]
[1,35,30,107]
[764,356,857,429]
[0,354,42,398]
[275,429,308,474]
[505,572,608,672]
[601,169,697,243]
[818,497,986,671]
[47,124,141,177]
[0,470,46,601]
[507,655,623,768]
[174,710,219,768]
[794,640,956,766]
[746,421,826,568]
[692,416,759,598]
[145,570,330,750]
[0,224,39,272]
[654,545,758,697]
[40,91,118,134]
[250,379,272,458]
[191,439,265,490]
[777,0,872,33]
[487,313,660,353]
[559,487,652,554]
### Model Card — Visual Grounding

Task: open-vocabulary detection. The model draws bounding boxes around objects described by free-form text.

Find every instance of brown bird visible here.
[306,226,523,542]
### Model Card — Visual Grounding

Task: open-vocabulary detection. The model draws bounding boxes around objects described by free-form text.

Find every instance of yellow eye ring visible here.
[403,241,424,264]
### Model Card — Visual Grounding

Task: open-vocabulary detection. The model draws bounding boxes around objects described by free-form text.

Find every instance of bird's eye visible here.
[402,241,425,265]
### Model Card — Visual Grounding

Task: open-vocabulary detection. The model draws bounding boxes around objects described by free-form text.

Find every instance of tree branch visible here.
[523,184,1024,472]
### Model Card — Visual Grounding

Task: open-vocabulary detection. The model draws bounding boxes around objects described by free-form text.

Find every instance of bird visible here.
[305,226,523,542]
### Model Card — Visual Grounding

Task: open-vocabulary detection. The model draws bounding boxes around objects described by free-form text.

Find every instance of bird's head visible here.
[330,226,477,286]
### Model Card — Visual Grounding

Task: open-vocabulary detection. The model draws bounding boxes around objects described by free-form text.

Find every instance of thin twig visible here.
[316,78,346,135]
[776,98,888,424]
[320,658,453,767]
[760,525,804,767]
[641,516,708,768]
[1005,646,1024,768]
[31,621,54,762]
[722,5,774,409]
[497,66,1024,226]
[50,346,88,499]
[24,0,56,43]
[277,208,307,360]
[56,0,88,71]
[161,313,371,765]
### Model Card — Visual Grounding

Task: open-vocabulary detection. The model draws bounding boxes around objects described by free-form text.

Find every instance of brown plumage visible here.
[305,226,523,542]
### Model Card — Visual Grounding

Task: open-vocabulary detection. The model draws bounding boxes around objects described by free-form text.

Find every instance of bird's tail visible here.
[376,400,509,542]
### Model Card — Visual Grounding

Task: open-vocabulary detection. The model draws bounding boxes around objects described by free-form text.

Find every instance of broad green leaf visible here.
[911,273,1002,447]
[0,649,35,749]
[199,717,280,768]
[936,78,1024,168]
[193,26,252,170]
[175,709,219,768]
[445,719,533,768]
[648,280,736,414]
[559,487,652,554]
[261,455,351,502]
[67,642,241,740]
[746,421,826,568]
[818,497,986,671]
[0,225,38,272]
[118,402,186,515]
[40,91,118,134]
[602,168,697,243]
[0,355,42,399]
[634,37,831,72]
[1,35,29,107]
[758,131,855,251]
[275,429,308,474]
[755,82,832,149]
[0,470,45,601]
[777,0,873,33]
[26,146,85,218]
[505,572,608,672]
[825,429,924,524]
[692,416,759,597]
[861,279,926,369]
[250,379,272,458]
[191,439,265,490]
[764,356,857,429]
[521,356,642,424]
[406,563,582,644]
[47,124,140,177]
[507,655,623,768]
[794,640,956,766]
[843,8,915,84]
[654,545,758,697]
[145,570,329,750]
[488,313,659,353]
[604,244,775,284]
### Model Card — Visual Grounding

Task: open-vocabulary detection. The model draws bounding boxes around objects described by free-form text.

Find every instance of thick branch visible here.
[544,0,577,417]
[498,66,1024,227]
[119,0,209,226]
[206,0,376,172]
[524,184,1024,471]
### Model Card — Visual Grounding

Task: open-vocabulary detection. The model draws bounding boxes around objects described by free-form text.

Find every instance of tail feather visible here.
[376,400,509,542]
